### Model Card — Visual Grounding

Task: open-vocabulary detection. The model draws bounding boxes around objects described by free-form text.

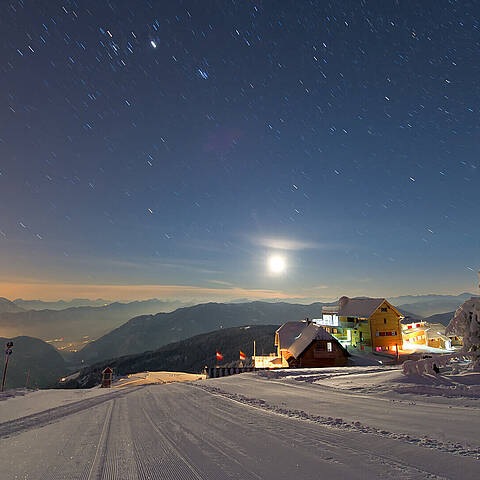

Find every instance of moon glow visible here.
[268,255,286,274]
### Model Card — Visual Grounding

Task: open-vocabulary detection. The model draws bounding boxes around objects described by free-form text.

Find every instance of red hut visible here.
[101,367,113,388]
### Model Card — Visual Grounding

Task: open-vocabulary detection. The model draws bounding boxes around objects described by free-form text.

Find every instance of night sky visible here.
[1,0,479,302]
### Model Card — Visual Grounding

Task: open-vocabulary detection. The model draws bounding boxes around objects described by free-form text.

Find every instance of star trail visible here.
[0,0,479,301]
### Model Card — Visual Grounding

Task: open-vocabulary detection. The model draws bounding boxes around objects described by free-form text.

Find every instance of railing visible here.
[204,367,275,378]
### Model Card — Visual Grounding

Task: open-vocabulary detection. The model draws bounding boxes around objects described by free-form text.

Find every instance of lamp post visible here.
[1,341,14,392]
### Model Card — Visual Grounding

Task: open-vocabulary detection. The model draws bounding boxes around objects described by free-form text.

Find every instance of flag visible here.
[239,351,246,361]
[216,351,223,361]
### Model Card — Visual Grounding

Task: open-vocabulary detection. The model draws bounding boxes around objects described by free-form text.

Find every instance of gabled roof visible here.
[324,296,403,319]
[337,297,385,317]
[287,323,338,359]
[276,321,308,350]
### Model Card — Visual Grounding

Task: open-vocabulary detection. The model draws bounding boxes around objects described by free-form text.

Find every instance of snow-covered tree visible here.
[446,297,480,371]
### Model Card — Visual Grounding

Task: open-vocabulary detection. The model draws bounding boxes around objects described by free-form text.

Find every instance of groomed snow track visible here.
[0,382,478,479]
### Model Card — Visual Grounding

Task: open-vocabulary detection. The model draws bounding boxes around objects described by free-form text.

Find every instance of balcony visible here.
[322,306,339,314]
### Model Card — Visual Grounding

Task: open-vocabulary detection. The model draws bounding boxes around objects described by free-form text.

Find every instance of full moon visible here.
[268,255,286,274]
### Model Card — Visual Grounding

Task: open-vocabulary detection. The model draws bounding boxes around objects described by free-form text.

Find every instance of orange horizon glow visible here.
[0,281,308,302]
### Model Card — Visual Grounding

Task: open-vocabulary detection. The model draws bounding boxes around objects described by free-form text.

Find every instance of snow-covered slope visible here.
[0,366,479,479]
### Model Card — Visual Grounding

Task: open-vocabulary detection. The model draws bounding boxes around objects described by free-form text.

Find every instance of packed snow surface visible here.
[1,365,479,479]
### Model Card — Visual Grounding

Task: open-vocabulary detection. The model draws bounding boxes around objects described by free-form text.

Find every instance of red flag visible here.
[216,351,223,361]
[239,351,246,361]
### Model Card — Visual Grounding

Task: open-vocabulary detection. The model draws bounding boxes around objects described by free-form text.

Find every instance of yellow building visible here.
[402,321,455,350]
[318,296,404,353]
[402,321,427,346]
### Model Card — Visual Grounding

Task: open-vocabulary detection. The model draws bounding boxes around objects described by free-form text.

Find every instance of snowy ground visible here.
[112,370,206,387]
[0,366,479,479]
[0,387,114,423]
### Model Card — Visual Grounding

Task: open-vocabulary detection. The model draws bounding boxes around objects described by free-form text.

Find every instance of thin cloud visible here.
[207,279,235,287]
[251,236,323,251]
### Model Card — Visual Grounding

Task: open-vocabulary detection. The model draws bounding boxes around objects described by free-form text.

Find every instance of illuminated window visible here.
[327,342,332,352]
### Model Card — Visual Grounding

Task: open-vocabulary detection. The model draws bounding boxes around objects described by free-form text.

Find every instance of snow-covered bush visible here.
[402,360,417,375]
[446,297,480,371]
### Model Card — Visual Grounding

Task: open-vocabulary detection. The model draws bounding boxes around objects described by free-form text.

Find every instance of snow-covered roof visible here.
[425,323,449,341]
[276,321,308,350]
[323,296,401,319]
[287,323,338,359]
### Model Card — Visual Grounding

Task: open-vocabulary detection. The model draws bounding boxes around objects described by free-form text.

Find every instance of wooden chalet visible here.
[275,320,349,368]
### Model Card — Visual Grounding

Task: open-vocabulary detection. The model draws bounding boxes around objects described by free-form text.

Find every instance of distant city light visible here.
[150,40,157,48]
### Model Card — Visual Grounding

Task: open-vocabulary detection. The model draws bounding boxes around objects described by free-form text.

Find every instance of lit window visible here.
[327,342,332,352]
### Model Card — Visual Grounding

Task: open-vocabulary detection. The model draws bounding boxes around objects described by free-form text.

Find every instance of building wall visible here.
[288,340,348,368]
[403,330,427,345]
[333,319,371,348]
[369,301,402,351]
[427,338,443,349]
[253,355,288,368]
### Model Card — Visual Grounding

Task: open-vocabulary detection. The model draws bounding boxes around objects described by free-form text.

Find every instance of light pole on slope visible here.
[1,341,14,392]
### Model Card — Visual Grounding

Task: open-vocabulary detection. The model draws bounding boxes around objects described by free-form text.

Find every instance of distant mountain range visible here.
[0,299,184,348]
[390,293,477,317]
[0,297,25,314]
[76,301,335,364]
[423,311,455,326]
[1,292,476,361]
[12,298,113,310]
[62,325,279,388]
[0,336,66,389]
